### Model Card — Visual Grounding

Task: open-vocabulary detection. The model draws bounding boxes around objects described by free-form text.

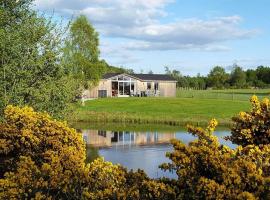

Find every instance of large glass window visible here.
[119,82,123,95]
[124,82,130,95]
[111,75,136,96]
[154,82,159,90]
[98,130,106,137]
[147,82,152,90]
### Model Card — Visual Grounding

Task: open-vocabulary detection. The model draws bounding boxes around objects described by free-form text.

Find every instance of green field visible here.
[71,89,269,126]
[176,88,270,100]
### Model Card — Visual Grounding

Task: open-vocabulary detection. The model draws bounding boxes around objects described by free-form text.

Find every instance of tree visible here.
[246,69,257,86]
[207,66,229,89]
[256,66,270,85]
[63,15,106,88]
[229,66,246,88]
[164,66,171,75]
[148,70,153,74]
[0,0,74,118]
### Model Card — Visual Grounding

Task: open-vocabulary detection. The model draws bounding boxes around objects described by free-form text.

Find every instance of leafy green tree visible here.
[0,0,74,118]
[148,70,154,74]
[246,69,257,86]
[229,66,247,88]
[164,66,171,75]
[256,66,270,85]
[207,66,229,89]
[63,15,106,88]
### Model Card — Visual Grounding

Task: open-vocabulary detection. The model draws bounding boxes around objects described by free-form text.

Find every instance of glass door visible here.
[124,82,130,95]
[119,82,124,95]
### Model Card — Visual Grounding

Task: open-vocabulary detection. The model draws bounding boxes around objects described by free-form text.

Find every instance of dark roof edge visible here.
[102,73,176,81]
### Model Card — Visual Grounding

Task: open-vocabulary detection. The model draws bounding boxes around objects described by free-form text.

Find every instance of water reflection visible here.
[82,130,176,147]
[81,128,236,178]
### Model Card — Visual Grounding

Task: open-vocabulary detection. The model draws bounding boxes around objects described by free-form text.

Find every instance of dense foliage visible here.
[166,65,270,89]
[62,15,134,92]
[62,15,106,89]
[160,118,270,199]
[229,95,270,146]
[1,96,270,199]
[0,0,133,119]
[0,105,174,199]
[0,0,76,119]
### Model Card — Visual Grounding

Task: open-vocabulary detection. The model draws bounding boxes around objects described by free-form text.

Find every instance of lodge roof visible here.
[102,73,176,81]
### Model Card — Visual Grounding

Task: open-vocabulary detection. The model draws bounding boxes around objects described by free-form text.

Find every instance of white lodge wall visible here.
[136,80,146,93]
[84,75,177,98]
[84,80,111,98]
[136,81,176,97]
[159,81,176,97]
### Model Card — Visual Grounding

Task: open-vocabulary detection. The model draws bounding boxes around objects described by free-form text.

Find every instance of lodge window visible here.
[118,76,124,80]
[98,130,106,137]
[147,82,151,90]
[154,82,159,90]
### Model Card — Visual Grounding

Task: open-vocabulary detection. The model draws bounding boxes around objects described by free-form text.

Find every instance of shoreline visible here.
[69,111,233,127]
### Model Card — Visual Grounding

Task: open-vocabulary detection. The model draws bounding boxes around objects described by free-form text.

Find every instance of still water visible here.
[81,127,236,178]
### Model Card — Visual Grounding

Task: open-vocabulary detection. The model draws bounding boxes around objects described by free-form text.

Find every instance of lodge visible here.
[83,73,177,98]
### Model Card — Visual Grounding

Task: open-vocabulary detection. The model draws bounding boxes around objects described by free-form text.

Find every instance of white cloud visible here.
[34,0,258,52]
[99,40,141,66]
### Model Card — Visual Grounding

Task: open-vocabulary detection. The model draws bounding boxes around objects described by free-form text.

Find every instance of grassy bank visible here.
[71,97,250,126]
[71,121,230,132]
[70,89,269,126]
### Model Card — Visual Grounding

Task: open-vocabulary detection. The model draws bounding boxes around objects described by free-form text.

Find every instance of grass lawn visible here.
[176,88,270,100]
[72,97,248,126]
[71,89,269,126]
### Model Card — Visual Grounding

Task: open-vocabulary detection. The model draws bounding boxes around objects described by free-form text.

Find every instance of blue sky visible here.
[35,0,270,75]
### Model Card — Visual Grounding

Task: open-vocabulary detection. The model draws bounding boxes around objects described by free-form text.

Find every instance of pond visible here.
[78,124,236,178]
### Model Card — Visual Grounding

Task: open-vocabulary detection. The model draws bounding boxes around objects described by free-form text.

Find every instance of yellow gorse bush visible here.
[0,105,86,199]
[0,105,175,199]
[160,117,270,199]
[229,95,270,146]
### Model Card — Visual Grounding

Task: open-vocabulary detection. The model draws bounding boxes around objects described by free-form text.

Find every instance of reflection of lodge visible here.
[82,130,176,147]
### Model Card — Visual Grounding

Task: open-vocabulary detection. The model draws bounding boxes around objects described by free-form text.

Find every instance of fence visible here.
[176,88,270,101]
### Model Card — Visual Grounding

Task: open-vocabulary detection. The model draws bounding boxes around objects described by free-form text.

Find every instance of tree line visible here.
[165,65,270,89]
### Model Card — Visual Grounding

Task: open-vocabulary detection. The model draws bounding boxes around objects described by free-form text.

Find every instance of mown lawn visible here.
[176,88,270,101]
[71,89,270,126]
[72,97,251,126]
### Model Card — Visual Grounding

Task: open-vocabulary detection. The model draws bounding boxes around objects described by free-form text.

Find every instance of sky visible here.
[34,0,270,75]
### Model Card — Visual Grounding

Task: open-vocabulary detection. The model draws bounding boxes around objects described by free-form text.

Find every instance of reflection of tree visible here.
[86,145,99,163]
